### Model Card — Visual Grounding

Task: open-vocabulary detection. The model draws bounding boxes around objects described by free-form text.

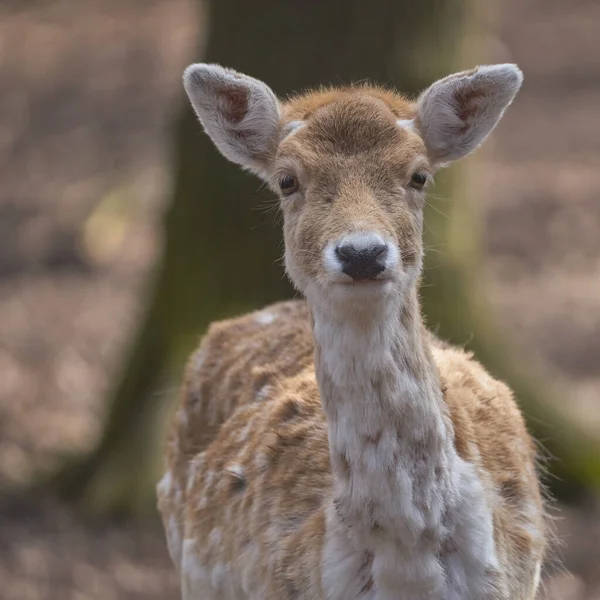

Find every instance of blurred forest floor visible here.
[0,0,599,598]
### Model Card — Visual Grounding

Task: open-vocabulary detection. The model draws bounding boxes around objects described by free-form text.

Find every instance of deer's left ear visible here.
[415,64,523,166]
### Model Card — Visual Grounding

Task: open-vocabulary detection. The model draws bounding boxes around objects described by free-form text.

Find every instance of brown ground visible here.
[0,0,599,598]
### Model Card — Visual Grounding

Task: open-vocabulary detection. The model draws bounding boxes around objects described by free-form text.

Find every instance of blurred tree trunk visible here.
[50,0,600,515]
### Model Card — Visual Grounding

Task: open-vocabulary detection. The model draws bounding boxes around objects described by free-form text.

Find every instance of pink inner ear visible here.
[453,82,489,131]
[217,84,250,125]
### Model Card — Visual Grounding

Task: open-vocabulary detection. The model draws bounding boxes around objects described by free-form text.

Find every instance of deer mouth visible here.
[338,278,391,285]
[330,277,395,296]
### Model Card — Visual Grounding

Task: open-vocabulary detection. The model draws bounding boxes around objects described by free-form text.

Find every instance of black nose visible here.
[335,243,387,280]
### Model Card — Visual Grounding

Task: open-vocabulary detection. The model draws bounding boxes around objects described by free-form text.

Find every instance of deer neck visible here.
[310,286,462,593]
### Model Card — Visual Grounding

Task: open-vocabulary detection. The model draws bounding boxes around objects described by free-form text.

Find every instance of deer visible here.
[156,62,548,600]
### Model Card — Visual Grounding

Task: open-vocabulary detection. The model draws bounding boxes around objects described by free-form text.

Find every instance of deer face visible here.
[273,93,430,303]
[183,63,522,308]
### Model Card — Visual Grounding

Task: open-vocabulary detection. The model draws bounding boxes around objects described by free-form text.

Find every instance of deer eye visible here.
[279,174,299,196]
[410,171,428,190]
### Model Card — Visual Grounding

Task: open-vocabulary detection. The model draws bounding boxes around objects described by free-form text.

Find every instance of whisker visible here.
[424,200,451,220]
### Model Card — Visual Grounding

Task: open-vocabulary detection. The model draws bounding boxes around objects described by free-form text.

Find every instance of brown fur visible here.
[159,303,545,599]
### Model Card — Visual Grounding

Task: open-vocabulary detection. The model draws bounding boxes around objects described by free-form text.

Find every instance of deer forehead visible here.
[276,90,427,176]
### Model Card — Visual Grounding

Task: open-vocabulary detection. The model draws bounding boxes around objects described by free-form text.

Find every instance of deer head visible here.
[183,63,522,314]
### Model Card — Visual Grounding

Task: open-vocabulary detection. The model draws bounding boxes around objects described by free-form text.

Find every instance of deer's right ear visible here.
[183,63,280,176]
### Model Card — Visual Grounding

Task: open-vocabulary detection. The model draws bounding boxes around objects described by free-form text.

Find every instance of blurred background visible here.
[1,0,599,598]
